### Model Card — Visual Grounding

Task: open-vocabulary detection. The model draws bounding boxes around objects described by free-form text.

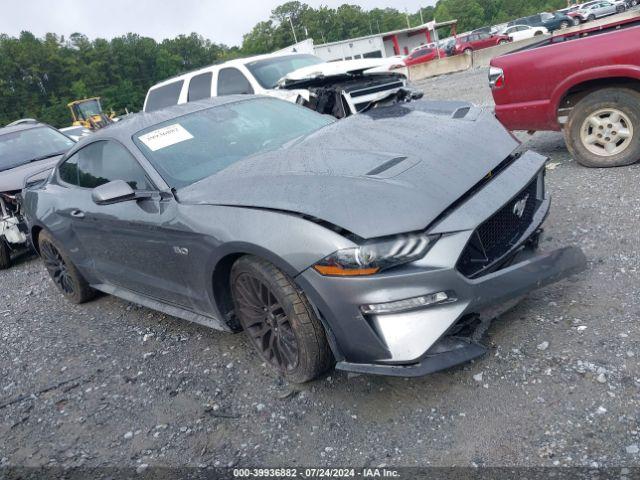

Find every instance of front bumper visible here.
[295,150,587,376]
[333,245,585,376]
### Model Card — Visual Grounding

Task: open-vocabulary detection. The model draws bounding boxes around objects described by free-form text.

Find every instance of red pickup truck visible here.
[489,17,640,167]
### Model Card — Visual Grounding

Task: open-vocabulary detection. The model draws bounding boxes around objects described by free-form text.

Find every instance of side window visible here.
[58,154,80,185]
[187,72,213,102]
[75,141,152,190]
[217,68,255,96]
[145,81,184,112]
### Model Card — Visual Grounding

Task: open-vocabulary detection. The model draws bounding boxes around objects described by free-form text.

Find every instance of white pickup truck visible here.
[143,53,420,119]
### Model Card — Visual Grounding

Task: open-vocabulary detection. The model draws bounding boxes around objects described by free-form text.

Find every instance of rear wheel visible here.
[572,17,581,26]
[498,39,508,45]
[463,48,472,54]
[0,237,10,270]
[587,14,596,21]
[39,230,96,304]
[230,256,333,383]
[564,88,640,167]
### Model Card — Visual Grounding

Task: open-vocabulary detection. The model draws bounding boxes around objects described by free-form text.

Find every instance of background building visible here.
[313,20,458,62]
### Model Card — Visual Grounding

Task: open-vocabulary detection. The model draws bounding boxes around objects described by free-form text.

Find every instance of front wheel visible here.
[587,14,596,21]
[230,256,333,383]
[38,230,96,303]
[572,17,581,26]
[498,39,508,45]
[564,88,640,168]
[560,20,570,28]
[0,237,10,270]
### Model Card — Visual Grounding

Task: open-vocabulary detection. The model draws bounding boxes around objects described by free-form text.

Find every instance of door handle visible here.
[70,209,85,219]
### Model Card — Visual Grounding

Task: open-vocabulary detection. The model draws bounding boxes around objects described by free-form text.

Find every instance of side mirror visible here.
[91,180,136,205]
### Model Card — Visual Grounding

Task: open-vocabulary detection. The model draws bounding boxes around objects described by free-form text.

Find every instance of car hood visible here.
[0,155,61,192]
[278,58,398,84]
[177,101,520,239]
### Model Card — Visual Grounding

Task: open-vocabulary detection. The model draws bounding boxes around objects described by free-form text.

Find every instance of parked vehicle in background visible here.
[449,32,511,55]
[403,46,446,67]
[574,1,622,21]
[490,17,640,167]
[501,25,548,41]
[0,120,75,269]
[508,12,573,31]
[144,53,420,119]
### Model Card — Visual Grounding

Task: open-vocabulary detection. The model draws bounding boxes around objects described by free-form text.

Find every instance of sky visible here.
[1,0,436,47]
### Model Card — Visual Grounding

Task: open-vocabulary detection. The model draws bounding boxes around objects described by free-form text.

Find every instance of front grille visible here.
[457,177,539,278]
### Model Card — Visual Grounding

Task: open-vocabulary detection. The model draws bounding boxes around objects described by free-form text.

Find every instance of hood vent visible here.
[452,106,471,119]
[366,156,408,176]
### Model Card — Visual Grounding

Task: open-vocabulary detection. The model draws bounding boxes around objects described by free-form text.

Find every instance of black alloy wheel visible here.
[233,272,300,372]
[41,239,75,295]
[230,255,333,383]
[38,230,95,304]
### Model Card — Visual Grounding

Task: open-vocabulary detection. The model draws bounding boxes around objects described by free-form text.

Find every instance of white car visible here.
[501,24,549,41]
[143,53,418,119]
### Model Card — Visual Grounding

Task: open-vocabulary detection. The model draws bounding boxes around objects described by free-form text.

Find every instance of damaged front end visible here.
[277,72,423,119]
[0,190,29,268]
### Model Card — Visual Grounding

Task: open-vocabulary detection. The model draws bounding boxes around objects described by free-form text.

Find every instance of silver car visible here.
[22,96,586,382]
[576,1,621,21]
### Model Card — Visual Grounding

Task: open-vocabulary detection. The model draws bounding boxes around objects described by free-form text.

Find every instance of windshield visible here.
[541,12,555,20]
[245,54,324,89]
[74,99,102,120]
[0,126,75,172]
[134,98,334,188]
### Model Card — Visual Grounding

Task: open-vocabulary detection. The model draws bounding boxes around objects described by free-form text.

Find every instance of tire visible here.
[560,20,570,28]
[564,88,640,168]
[572,17,581,26]
[230,255,333,383]
[587,14,596,21]
[534,30,544,35]
[38,230,96,304]
[0,237,10,270]
[463,48,472,54]
[498,39,508,45]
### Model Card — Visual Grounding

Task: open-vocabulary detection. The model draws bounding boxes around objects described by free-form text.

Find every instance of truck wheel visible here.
[39,230,96,303]
[230,255,333,383]
[564,88,640,168]
[0,237,11,270]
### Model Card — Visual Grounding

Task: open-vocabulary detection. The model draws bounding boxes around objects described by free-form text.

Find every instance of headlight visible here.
[313,233,440,276]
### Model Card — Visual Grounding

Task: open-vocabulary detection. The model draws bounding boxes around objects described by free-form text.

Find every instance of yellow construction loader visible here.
[67,97,114,130]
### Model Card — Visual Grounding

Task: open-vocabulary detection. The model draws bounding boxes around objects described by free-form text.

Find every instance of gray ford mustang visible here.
[22,96,586,383]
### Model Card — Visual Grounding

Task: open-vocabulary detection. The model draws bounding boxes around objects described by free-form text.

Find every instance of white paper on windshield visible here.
[138,124,193,151]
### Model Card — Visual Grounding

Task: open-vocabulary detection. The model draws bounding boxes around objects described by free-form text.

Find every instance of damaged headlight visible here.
[313,233,440,276]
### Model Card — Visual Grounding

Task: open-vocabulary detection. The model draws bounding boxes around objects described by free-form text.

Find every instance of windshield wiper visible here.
[29,151,66,163]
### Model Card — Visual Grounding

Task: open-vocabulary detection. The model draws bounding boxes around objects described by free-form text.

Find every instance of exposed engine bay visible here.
[280,72,424,119]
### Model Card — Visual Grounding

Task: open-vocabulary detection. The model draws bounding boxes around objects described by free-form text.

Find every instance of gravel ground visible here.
[1,68,640,470]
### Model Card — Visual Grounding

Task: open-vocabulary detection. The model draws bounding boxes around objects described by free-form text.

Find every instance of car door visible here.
[68,140,198,307]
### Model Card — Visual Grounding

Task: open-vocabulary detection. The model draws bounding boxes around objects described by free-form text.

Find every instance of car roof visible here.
[79,95,252,145]
[148,52,318,91]
[0,121,51,136]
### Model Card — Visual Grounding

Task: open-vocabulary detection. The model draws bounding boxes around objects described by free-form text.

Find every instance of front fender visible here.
[549,65,640,124]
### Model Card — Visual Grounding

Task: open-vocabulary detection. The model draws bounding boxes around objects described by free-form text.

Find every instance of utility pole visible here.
[420,7,424,24]
[405,8,411,28]
[287,16,298,43]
